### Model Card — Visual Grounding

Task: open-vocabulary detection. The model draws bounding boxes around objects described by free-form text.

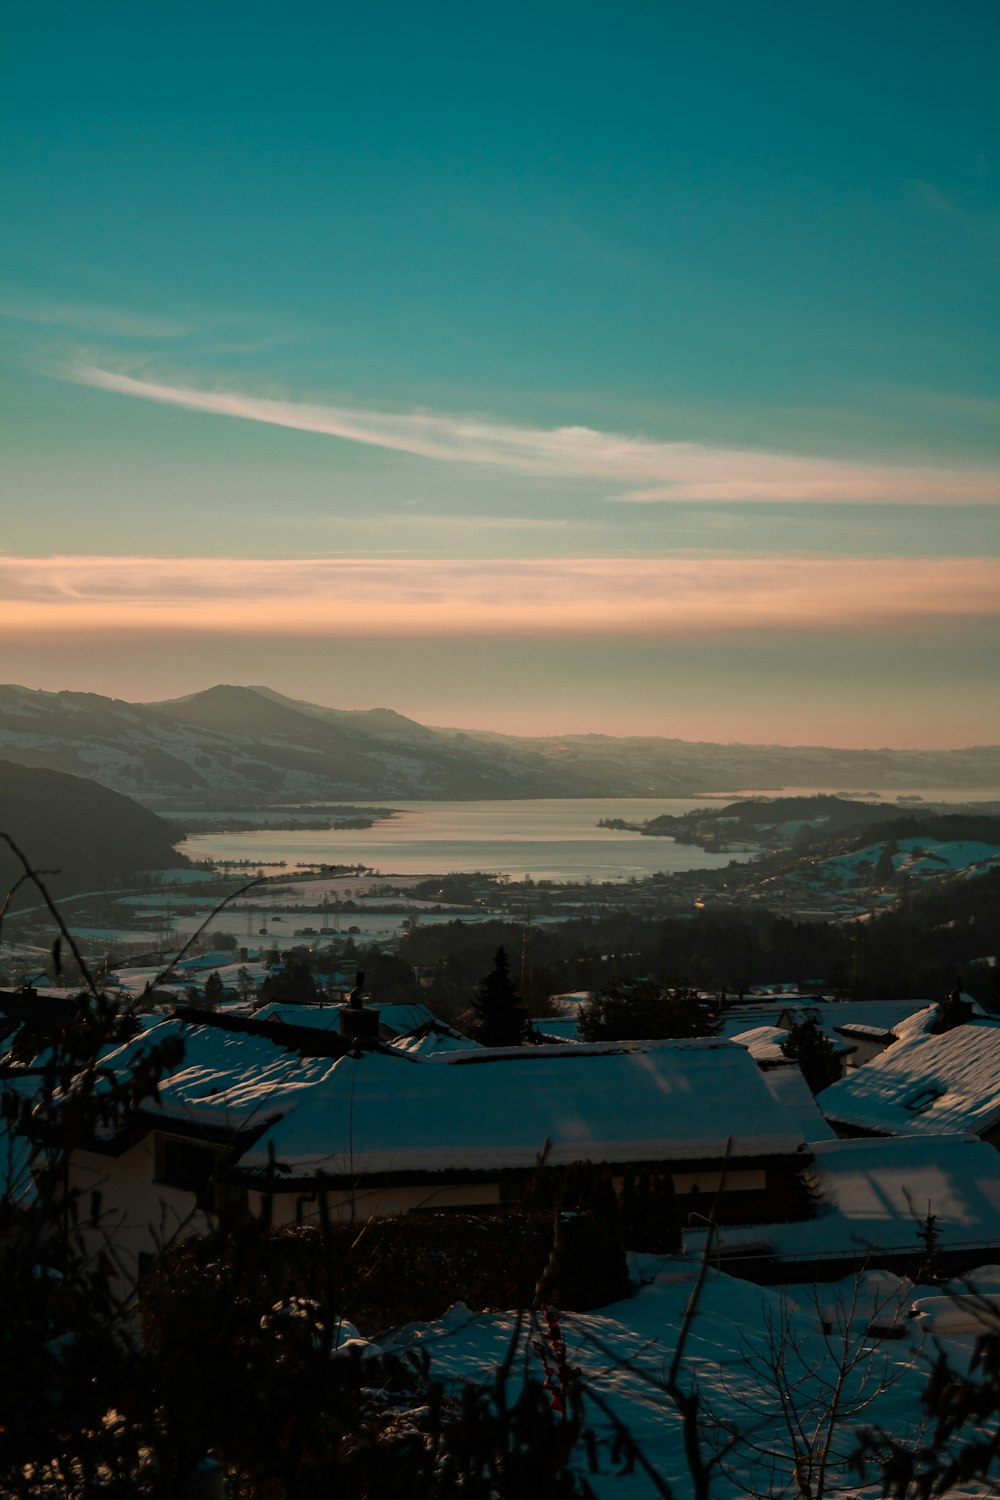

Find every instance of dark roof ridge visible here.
[444,1037,732,1065]
[169,1005,352,1058]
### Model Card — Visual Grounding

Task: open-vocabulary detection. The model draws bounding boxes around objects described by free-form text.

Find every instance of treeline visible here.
[394,870,1000,1012]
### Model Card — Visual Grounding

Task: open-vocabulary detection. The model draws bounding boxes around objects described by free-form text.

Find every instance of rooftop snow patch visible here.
[760,1067,837,1140]
[93,1017,339,1135]
[728,1025,793,1066]
[390,1021,480,1057]
[251,1002,345,1031]
[237,1038,805,1181]
[818,1018,1000,1139]
[686,1135,1000,1264]
[251,1001,434,1037]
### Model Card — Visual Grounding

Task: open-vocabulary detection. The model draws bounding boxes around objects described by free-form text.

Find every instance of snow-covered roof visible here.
[686,1135,1000,1263]
[760,1066,836,1140]
[528,1017,583,1044]
[818,1018,1000,1139]
[376,1002,436,1035]
[719,1004,801,1039]
[235,1039,806,1182]
[91,1017,338,1136]
[722,1001,948,1061]
[252,1001,345,1030]
[390,1021,481,1057]
[819,1000,938,1036]
[728,1025,791,1065]
[729,1025,852,1068]
[250,1000,435,1037]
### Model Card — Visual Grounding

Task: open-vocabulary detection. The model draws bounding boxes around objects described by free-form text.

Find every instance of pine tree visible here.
[258,958,318,1005]
[203,970,225,1010]
[470,945,525,1047]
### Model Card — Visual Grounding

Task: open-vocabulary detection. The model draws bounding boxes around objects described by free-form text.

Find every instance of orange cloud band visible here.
[2,554,998,638]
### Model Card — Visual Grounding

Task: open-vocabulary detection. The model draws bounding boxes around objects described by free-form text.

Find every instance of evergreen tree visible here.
[235,966,255,1003]
[203,970,225,1009]
[470,946,526,1047]
[578,978,719,1042]
[258,959,318,1006]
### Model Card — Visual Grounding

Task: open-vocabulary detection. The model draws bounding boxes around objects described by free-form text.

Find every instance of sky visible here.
[2,0,999,748]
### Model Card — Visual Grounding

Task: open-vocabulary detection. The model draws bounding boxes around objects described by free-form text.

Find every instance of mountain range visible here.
[0,684,997,808]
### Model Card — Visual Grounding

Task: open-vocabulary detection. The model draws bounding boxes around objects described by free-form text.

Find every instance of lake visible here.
[175,797,747,883]
[172,787,1000,886]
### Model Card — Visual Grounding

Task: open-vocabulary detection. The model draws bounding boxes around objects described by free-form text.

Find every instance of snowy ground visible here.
[375,1257,998,1498]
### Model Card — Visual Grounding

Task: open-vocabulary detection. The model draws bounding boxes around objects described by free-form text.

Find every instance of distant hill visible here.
[0,683,997,808]
[0,761,186,901]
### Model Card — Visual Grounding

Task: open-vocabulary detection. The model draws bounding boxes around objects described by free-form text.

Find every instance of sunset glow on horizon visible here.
[2,2,998,749]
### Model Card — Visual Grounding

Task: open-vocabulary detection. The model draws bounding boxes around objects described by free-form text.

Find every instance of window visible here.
[155,1134,218,1210]
[904,1086,943,1115]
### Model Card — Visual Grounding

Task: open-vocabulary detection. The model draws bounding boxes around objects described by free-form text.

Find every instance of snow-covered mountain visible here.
[0,684,542,806]
[0,683,997,809]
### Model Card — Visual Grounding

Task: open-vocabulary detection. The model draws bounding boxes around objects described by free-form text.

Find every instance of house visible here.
[529,1017,585,1044]
[756,1064,837,1141]
[683,1134,1000,1283]
[58,1010,351,1287]
[729,1024,852,1072]
[779,1000,947,1068]
[796,999,943,1069]
[224,1037,811,1228]
[817,1017,1000,1149]
[252,999,435,1040]
[723,999,949,1072]
[0,984,80,1057]
[58,1015,812,1284]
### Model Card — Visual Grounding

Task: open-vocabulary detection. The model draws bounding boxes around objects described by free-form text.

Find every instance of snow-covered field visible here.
[373,1258,998,1499]
[819,838,1000,888]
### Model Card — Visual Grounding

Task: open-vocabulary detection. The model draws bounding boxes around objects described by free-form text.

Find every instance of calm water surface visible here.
[176,798,747,883]
[174,788,1000,885]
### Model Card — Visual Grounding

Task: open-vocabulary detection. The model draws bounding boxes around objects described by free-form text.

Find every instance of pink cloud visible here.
[2,553,998,637]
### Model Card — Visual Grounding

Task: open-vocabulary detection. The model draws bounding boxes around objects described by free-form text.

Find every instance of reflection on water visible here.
[173,788,1000,885]
[175,797,747,883]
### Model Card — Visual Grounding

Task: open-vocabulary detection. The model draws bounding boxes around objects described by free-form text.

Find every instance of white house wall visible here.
[68,1137,216,1294]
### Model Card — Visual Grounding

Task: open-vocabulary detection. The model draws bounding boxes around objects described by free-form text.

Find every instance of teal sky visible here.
[2,1,999,746]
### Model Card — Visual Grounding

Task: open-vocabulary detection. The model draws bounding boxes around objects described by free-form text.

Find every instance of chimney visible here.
[337,969,380,1047]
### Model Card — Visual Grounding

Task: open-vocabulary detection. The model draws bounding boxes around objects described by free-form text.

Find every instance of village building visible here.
[817,1015,1000,1149]
[684,1134,1000,1283]
[252,998,436,1041]
[54,1010,814,1285]
[722,998,942,1068]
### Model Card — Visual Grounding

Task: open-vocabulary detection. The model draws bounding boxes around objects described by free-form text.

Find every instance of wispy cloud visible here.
[904,176,1000,231]
[70,366,1000,504]
[2,296,191,340]
[3,553,998,636]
